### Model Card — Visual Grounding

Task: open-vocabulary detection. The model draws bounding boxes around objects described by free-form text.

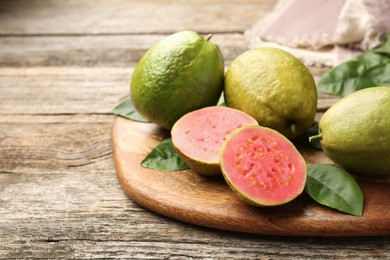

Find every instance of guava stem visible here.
[206,34,213,41]
[309,133,323,142]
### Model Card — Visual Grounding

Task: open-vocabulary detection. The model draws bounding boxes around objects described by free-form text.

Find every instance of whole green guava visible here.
[131,30,224,130]
[313,86,390,176]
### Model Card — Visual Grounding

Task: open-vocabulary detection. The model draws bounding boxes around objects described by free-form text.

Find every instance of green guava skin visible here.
[224,47,317,139]
[131,31,224,130]
[174,148,222,176]
[318,86,390,176]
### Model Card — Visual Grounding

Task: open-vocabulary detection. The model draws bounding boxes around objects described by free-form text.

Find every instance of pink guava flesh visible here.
[171,106,258,165]
[220,126,306,206]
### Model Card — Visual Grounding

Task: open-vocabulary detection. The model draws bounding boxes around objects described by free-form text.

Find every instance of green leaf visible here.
[317,51,390,96]
[112,99,149,122]
[317,33,390,96]
[141,138,189,171]
[217,93,226,106]
[373,32,390,54]
[294,121,322,150]
[305,164,364,216]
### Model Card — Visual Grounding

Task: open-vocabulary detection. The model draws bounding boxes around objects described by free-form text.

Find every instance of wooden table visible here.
[1,1,389,258]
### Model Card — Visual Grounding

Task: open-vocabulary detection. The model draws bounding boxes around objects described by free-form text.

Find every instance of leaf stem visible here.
[309,133,323,142]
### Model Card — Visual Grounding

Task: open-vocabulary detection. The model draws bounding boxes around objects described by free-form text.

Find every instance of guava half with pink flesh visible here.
[171,106,258,176]
[220,125,306,206]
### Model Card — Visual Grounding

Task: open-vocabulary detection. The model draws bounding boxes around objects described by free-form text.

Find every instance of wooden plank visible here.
[0,67,130,114]
[0,0,276,35]
[0,67,335,116]
[0,116,390,258]
[0,115,113,174]
[2,205,389,260]
[0,34,249,67]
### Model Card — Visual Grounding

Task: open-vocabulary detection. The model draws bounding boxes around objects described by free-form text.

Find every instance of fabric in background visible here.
[246,0,390,67]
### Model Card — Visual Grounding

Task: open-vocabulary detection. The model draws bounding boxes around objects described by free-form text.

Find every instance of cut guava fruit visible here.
[171,106,258,176]
[220,125,306,206]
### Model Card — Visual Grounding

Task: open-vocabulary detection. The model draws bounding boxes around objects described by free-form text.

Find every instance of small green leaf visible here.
[217,93,226,106]
[373,32,390,54]
[141,138,189,171]
[112,99,149,122]
[317,51,390,96]
[305,164,364,216]
[294,121,322,150]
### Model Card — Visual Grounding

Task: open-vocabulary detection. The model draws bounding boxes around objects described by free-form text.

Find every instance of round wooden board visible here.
[112,116,390,237]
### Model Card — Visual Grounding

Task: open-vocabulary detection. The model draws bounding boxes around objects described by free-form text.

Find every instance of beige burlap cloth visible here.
[246,0,390,67]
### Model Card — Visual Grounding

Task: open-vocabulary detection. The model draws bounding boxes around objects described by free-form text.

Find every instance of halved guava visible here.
[220,125,306,206]
[171,106,258,176]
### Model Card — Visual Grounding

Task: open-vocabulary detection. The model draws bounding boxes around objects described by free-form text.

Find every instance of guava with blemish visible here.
[171,106,258,176]
[220,125,307,206]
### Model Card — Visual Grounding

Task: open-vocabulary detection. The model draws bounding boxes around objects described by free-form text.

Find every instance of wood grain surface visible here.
[0,0,275,35]
[112,116,390,237]
[1,0,390,258]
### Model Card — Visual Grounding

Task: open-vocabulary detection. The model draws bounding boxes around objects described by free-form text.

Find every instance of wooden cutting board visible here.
[112,116,390,237]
